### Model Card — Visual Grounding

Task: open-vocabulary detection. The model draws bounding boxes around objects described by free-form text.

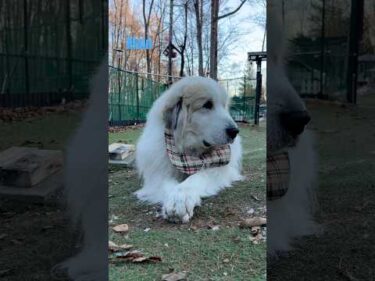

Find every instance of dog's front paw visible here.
[162,188,201,223]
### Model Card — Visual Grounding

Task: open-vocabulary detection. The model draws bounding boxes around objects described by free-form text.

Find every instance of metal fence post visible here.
[136,73,140,122]
[254,58,262,125]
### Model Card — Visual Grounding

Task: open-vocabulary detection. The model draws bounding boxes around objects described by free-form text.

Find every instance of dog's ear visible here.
[164,97,183,129]
[164,97,188,151]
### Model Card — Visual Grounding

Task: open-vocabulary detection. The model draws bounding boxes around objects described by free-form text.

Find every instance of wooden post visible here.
[136,73,140,122]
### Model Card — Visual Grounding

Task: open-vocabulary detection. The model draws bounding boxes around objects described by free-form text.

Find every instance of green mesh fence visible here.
[109,67,256,125]
[0,0,107,107]
[219,77,256,122]
[109,66,168,125]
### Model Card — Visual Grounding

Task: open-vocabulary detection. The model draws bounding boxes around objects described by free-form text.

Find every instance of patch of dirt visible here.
[0,199,77,280]
[109,124,145,133]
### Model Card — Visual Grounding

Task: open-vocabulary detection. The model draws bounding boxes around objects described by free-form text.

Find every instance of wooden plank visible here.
[0,147,63,188]
[0,171,63,204]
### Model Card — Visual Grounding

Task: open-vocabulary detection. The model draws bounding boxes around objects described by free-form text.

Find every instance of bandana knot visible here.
[267,152,290,200]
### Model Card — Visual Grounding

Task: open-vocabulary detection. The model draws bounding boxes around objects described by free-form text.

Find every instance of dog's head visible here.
[163,77,239,155]
[267,67,311,153]
[267,1,311,154]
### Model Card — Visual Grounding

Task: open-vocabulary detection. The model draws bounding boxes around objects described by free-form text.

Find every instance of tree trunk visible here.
[143,0,154,80]
[210,0,218,80]
[179,2,188,77]
[168,0,173,84]
[194,0,203,76]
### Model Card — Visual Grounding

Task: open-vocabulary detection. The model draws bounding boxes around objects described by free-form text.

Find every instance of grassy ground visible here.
[108,122,267,281]
[268,94,375,280]
[0,112,82,281]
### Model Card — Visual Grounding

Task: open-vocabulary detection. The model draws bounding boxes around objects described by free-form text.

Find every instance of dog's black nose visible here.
[226,127,239,139]
[280,110,311,136]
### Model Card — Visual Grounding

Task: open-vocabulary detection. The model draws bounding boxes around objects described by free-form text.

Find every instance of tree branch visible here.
[217,0,247,20]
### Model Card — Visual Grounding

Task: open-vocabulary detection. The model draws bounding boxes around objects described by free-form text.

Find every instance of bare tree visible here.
[193,0,204,76]
[143,0,155,79]
[210,0,247,80]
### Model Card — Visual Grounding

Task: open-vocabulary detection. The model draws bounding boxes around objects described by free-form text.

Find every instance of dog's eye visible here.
[203,100,213,110]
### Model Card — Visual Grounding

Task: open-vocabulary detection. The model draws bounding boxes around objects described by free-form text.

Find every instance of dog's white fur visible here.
[135,77,243,223]
[267,130,319,254]
[267,1,320,255]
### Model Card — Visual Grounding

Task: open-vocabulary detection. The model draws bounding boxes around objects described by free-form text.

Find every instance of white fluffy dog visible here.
[135,76,243,223]
[267,1,320,255]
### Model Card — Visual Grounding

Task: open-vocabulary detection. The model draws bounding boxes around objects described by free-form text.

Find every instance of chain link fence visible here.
[283,0,375,101]
[109,66,168,125]
[109,68,257,126]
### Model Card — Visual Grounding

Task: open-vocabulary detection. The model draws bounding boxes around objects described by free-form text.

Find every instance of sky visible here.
[109,0,267,81]
[218,0,266,79]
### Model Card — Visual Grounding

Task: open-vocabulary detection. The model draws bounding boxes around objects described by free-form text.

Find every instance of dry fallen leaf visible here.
[190,225,198,231]
[251,195,260,201]
[119,243,133,250]
[239,217,267,228]
[109,241,118,251]
[162,271,188,281]
[109,241,134,252]
[133,256,162,263]
[112,224,129,233]
[114,250,162,263]
[249,230,264,244]
[115,250,143,260]
[251,226,261,236]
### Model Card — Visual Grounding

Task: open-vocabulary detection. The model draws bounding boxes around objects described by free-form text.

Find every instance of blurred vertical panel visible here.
[268,0,375,280]
[0,1,108,280]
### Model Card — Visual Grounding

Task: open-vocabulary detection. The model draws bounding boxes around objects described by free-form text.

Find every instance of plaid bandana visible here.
[164,129,231,175]
[267,152,290,200]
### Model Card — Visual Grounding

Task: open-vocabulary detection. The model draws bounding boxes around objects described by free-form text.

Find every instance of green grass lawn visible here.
[108,122,267,281]
[268,94,375,280]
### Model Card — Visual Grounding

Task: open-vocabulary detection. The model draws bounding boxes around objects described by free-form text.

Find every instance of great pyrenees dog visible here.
[135,77,243,223]
[267,1,320,255]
